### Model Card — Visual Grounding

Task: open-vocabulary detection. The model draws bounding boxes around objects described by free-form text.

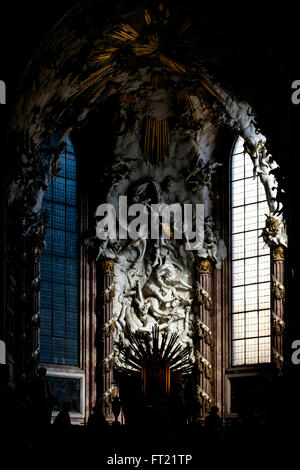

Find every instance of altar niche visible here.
[114,325,194,426]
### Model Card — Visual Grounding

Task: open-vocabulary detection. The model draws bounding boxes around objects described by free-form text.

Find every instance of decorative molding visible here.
[102,386,116,407]
[195,281,213,312]
[195,350,213,383]
[31,347,40,364]
[271,274,285,301]
[195,318,214,348]
[272,347,284,374]
[21,274,41,302]
[102,353,115,375]
[102,318,116,339]
[272,311,285,335]
[103,283,115,307]
[261,216,287,250]
[31,311,40,329]
[196,385,212,413]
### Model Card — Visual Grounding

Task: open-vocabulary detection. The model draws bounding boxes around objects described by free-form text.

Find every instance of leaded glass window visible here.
[40,137,79,365]
[231,136,271,365]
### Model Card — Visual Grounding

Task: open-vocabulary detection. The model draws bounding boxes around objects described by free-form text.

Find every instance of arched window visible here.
[231,136,271,366]
[40,137,79,365]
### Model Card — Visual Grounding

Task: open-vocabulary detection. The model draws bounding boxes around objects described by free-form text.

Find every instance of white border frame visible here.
[46,369,85,420]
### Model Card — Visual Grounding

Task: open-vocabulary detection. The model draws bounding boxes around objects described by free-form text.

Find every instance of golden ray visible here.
[81,64,113,86]
[159,54,186,74]
[132,33,159,57]
[91,52,113,63]
[109,23,139,42]
[77,76,110,97]
[177,19,192,36]
[200,80,225,103]
[144,117,169,164]
[133,43,156,56]
[91,47,118,62]
[78,65,113,96]
[144,9,152,26]
[149,33,159,48]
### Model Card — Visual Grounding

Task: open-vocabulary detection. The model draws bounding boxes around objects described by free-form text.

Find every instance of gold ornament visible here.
[272,312,285,335]
[102,259,115,273]
[195,350,213,383]
[261,216,280,245]
[195,319,214,349]
[271,274,285,301]
[196,258,212,273]
[144,116,169,165]
[272,245,285,260]
[272,348,284,374]
[196,281,213,312]
[196,385,212,413]
[102,318,116,339]
[102,353,115,374]
[102,386,116,407]
[103,284,115,307]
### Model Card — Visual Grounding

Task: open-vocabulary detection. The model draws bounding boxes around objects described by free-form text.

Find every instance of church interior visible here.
[1,0,300,465]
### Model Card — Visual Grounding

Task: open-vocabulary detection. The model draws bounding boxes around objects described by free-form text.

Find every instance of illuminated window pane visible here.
[245,258,257,284]
[244,178,257,205]
[231,136,271,366]
[259,337,271,363]
[232,179,244,206]
[232,340,245,365]
[232,314,245,339]
[232,286,244,313]
[232,206,244,233]
[245,338,258,364]
[245,230,258,257]
[232,233,244,260]
[232,260,244,287]
[40,137,79,366]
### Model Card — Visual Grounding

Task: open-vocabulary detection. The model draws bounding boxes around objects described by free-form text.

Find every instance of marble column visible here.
[195,258,214,416]
[271,245,285,375]
[30,246,41,369]
[20,221,41,379]
[101,258,116,421]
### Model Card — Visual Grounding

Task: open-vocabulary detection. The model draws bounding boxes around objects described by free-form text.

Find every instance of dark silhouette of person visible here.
[86,404,110,452]
[30,367,55,430]
[204,406,224,438]
[53,402,71,429]
[87,404,109,433]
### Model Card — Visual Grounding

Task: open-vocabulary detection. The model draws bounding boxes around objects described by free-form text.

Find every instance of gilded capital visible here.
[102,258,115,273]
[272,245,285,261]
[32,246,41,260]
[196,258,212,273]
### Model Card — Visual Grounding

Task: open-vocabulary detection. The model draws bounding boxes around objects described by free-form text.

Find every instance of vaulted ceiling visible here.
[6,0,294,219]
